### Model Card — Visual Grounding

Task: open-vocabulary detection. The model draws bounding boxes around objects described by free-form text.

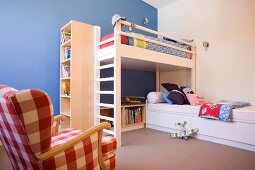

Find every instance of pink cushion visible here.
[186,94,208,106]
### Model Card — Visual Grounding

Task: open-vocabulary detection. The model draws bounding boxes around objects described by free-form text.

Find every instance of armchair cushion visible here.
[51,128,83,148]
[11,89,53,154]
[50,128,117,170]
[43,133,100,170]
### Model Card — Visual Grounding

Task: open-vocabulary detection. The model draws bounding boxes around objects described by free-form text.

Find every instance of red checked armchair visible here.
[0,85,117,170]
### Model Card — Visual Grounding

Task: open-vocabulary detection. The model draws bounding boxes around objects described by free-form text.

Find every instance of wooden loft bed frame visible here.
[94,19,196,147]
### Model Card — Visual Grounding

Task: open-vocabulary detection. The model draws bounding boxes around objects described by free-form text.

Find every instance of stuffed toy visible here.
[170,121,199,140]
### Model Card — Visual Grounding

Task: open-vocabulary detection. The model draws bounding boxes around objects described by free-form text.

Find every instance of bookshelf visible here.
[100,103,146,132]
[60,20,95,130]
[121,103,146,132]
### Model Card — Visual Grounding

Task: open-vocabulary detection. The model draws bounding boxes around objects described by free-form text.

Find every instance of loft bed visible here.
[94,19,196,147]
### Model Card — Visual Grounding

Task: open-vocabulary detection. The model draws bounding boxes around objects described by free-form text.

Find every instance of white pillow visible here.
[147,92,165,104]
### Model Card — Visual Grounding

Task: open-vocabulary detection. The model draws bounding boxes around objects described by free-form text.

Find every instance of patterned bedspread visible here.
[100,32,193,59]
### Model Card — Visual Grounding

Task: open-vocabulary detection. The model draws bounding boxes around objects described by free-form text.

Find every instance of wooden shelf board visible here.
[61,77,71,80]
[121,103,146,108]
[61,39,71,47]
[61,58,71,64]
[61,95,71,98]
[121,122,145,128]
[61,112,71,117]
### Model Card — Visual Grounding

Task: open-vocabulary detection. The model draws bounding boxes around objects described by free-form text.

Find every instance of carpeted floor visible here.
[1,128,255,170]
[117,128,255,170]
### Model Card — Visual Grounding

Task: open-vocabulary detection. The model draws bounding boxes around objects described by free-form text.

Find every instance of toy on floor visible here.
[170,121,199,140]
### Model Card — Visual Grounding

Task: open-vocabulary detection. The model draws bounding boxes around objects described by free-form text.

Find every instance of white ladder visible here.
[94,27,121,147]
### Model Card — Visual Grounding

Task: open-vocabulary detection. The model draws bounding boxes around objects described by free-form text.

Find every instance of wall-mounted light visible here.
[203,41,209,51]
[143,18,149,25]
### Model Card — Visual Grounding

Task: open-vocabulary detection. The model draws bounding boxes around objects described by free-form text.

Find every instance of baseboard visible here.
[147,124,255,152]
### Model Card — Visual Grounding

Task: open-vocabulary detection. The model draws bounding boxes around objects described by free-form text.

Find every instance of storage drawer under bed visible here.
[147,110,192,131]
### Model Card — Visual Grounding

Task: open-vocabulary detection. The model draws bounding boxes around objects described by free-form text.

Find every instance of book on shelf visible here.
[61,31,71,44]
[63,47,71,60]
[61,65,71,78]
[122,107,143,126]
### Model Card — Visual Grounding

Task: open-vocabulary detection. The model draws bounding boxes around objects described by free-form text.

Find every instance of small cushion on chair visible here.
[51,128,83,148]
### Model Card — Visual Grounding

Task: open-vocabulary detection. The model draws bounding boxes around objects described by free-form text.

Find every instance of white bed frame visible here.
[147,105,255,152]
[94,19,196,147]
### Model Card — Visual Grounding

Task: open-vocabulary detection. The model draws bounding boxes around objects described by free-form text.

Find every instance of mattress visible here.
[100,33,192,59]
[147,103,255,123]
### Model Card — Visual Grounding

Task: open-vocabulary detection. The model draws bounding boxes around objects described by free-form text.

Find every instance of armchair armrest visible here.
[52,114,66,135]
[37,122,111,170]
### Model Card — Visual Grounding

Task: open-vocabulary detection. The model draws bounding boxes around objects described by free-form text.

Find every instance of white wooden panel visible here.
[191,117,255,145]
[147,110,191,131]
[119,45,194,69]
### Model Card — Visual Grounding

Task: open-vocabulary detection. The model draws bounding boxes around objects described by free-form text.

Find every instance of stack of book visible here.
[61,66,71,78]
[61,31,71,44]
[122,107,143,126]
[64,47,71,60]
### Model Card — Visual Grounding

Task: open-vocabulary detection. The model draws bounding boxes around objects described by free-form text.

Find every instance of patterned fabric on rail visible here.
[11,89,53,155]
[0,85,40,169]
[43,133,100,170]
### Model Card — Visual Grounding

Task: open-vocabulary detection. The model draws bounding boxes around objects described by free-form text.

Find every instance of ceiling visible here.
[143,0,178,9]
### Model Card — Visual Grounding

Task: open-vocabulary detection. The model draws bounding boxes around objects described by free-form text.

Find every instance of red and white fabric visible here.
[43,133,100,170]
[0,85,117,170]
[51,128,117,170]
[0,85,40,169]
[11,89,53,155]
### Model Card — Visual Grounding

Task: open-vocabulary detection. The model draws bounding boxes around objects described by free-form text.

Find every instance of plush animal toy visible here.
[170,121,199,140]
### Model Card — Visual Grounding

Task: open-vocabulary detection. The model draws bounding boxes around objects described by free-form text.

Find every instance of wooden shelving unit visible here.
[121,103,146,132]
[99,103,146,132]
[60,20,95,130]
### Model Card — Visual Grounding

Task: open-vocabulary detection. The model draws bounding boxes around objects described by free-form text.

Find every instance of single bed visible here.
[147,103,255,152]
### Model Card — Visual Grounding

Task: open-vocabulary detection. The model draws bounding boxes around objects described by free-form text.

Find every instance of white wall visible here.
[158,0,255,103]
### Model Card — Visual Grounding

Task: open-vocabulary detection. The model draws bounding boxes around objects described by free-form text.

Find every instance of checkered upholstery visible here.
[11,89,53,155]
[0,85,40,169]
[0,85,117,170]
[51,128,117,170]
[43,133,100,170]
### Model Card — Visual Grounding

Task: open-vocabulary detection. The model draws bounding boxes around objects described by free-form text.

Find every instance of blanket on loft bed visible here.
[199,101,250,122]
[100,33,193,59]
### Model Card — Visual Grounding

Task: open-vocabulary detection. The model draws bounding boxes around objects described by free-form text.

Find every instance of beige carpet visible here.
[117,128,255,170]
[1,128,255,170]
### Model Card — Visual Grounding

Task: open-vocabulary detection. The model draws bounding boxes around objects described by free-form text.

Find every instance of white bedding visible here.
[147,103,255,123]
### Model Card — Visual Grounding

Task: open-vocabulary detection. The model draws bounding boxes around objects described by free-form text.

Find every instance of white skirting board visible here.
[147,124,255,152]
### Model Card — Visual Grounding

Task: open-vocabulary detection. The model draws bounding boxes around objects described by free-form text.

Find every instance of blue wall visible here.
[0,0,157,114]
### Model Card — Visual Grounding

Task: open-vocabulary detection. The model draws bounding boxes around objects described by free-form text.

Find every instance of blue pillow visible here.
[161,92,173,104]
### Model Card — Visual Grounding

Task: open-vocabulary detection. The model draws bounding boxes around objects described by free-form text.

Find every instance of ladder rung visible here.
[97,54,114,62]
[96,103,114,108]
[97,77,114,82]
[96,91,114,94]
[97,64,114,70]
[97,37,114,46]
[103,129,115,135]
[96,115,114,122]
